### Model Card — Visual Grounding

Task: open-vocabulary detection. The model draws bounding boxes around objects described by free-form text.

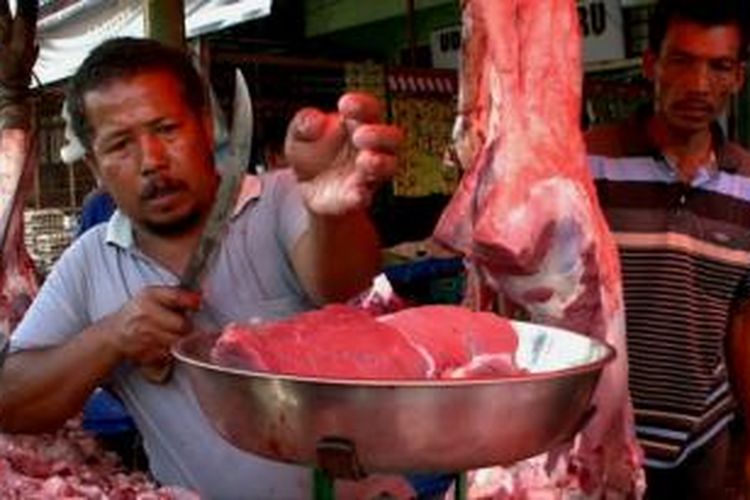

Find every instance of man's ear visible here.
[643,49,657,82]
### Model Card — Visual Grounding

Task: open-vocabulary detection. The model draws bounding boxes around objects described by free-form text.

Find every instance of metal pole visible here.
[455,472,467,500]
[143,0,185,48]
[313,469,335,500]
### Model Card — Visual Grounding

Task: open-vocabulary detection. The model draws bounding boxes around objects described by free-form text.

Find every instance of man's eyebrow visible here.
[96,129,131,147]
[664,48,694,57]
[146,116,179,128]
[664,49,740,64]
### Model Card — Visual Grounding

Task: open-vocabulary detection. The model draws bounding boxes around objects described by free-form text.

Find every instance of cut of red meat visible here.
[213,305,429,379]
[380,305,518,378]
[212,304,523,380]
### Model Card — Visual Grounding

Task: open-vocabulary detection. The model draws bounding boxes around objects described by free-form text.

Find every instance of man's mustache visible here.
[672,99,713,112]
[140,177,187,200]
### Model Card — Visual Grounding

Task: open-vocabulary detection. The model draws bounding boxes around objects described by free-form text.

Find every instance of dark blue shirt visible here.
[76,190,116,237]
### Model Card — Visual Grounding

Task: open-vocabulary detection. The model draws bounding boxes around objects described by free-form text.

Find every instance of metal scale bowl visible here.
[173,320,614,496]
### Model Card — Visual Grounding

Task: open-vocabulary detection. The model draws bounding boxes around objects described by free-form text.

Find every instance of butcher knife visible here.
[141,69,253,383]
[180,70,252,290]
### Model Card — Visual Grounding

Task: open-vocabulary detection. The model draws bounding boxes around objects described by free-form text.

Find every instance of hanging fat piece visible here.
[433,0,644,496]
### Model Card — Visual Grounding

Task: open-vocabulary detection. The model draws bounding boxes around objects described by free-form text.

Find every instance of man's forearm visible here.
[0,321,122,433]
[292,209,381,304]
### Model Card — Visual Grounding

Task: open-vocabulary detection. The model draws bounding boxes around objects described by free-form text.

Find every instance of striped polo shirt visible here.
[586,117,750,468]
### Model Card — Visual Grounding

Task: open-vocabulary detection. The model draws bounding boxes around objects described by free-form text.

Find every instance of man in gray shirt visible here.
[0,14,402,500]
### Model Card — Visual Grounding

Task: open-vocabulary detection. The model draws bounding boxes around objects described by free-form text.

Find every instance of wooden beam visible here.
[143,0,185,48]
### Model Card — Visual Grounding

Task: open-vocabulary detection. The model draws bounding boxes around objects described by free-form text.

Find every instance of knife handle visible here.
[140,357,174,384]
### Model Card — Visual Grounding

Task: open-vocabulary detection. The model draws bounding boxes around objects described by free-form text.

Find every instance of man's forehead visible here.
[83,73,187,118]
[83,70,184,106]
[84,79,183,140]
[662,20,742,58]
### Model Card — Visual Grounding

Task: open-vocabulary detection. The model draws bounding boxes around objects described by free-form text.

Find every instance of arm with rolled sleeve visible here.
[284,93,402,304]
[267,168,375,305]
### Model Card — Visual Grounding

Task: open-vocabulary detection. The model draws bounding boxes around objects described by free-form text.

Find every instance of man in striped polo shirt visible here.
[586,0,750,498]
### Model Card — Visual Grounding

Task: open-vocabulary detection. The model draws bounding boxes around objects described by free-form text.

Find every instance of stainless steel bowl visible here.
[173,320,614,474]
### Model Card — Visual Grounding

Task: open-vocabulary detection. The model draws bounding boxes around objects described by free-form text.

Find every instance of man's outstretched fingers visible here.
[338,92,384,124]
[286,107,328,143]
[352,124,404,154]
[355,150,398,183]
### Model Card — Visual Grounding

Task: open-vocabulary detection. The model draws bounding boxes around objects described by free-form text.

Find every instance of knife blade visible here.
[180,69,253,290]
[141,69,253,383]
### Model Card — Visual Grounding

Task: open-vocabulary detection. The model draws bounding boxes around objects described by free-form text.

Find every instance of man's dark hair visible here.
[648,0,749,59]
[67,37,207,150]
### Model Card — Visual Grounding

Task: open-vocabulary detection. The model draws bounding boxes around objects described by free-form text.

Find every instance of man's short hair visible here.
[648,0,749,59]
[67,37,207,150]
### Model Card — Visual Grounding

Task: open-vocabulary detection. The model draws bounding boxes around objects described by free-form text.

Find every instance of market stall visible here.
[2,0,749,498]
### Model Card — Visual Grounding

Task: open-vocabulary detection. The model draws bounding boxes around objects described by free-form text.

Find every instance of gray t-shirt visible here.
[11,170,316,499]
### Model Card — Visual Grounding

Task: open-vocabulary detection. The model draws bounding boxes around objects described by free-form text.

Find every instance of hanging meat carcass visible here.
[0,128,38,339]
[0,0,39,342]
[433,0,644,496]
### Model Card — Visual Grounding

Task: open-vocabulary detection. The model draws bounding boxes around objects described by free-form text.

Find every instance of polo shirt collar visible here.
[105,174,262,249]
[628,106,736,174]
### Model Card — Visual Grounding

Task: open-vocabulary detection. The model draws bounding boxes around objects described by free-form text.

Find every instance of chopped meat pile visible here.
[211,304,523,380]
[0,419,198,499]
